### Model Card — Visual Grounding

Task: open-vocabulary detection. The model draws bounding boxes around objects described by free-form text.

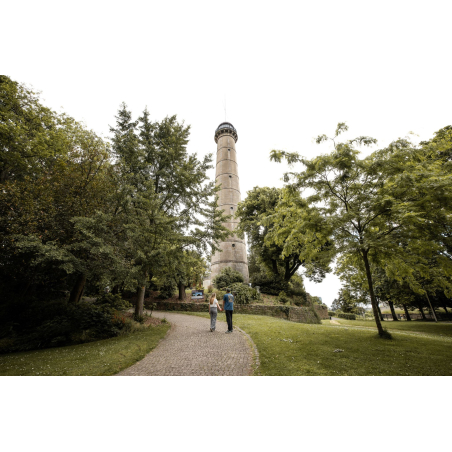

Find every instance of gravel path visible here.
[116,312,255,376]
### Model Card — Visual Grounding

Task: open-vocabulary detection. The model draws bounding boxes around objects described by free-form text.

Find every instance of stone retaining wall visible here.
[148,301,328,324]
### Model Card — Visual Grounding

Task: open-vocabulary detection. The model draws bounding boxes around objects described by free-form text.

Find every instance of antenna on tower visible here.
[224,95,226,121]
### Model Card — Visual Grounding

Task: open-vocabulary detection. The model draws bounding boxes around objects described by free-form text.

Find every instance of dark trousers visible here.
[225,310,233,331]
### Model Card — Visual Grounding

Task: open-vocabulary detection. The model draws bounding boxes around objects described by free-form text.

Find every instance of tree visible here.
[0,111,115,303]
[236,186,333,294]
[271,123,452,335]
[331,287,362,313]
[271,123,399,336]
[109,104,231,316]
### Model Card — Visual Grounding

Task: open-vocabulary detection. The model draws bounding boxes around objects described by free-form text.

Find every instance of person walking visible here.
[209,293,222,332]
[223,288,234,333]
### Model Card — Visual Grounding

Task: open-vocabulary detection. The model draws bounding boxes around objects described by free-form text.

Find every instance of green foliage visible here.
[236,186,332,284]
[213,267,244,290]
[0,77,232,350]
[229,283,261,305]
[270,122,452,336]
[95,293,131,311]
[277,291,290,304]
[157,278,177,299]
[0,301,131,354]
[251,273,290,295]
[148,303,157,316]
[328,311,336,317]
[133,314,145,324]
[337,312,356,320]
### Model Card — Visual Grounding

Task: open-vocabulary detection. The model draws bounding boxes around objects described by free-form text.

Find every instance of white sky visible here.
[3,0,451,307]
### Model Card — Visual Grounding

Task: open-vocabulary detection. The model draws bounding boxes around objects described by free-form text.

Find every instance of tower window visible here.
[230,207,233,210]
[229,175,232,178]
[232,244,236,248]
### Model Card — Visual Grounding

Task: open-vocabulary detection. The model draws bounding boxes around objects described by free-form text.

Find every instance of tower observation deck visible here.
[210,122,249,284]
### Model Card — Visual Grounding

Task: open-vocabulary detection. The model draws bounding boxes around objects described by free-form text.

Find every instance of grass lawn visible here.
[183,312,452,375]
[329,318,452,338]
[0,323,170,376]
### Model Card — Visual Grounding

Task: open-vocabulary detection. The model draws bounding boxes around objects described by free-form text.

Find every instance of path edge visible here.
[235,326,260,376]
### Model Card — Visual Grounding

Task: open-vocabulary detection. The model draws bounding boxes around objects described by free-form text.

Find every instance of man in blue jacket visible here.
[223,288,234,333]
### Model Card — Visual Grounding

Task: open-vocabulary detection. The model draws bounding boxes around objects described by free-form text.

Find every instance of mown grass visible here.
[183,312,452,375]
[0,323,170,376]
[329,318,452,338]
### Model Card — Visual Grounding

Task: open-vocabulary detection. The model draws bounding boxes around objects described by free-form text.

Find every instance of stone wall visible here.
[148,301,329,324]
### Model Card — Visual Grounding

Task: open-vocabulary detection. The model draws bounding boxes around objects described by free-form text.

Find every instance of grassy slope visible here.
[0,324,170,376]
[184,312,452,376]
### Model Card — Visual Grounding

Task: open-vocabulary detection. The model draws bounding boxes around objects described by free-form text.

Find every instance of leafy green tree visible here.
[331,288,361,313]
[271,122,452,335]
[236,186,333,295]
[271,123,399,336]
[109,104,231,315]
[0,76,76,184]
[213,267,244,290]
[0,115,114,303]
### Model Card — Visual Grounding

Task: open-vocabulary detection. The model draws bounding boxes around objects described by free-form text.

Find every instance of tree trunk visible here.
[388,300,398,321]
[424,291,438,322]
[135,285,145,317]
[178,281,186,301]
[271,259,279,276]
[69,273,86,304]
[0,168,8,184]
[361,250,385,336]
[442,302,451,321]
[403,305,412,321]
[376,300,384,321]
[418,305,426,320]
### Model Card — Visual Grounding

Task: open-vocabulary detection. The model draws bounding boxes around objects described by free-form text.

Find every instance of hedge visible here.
[337,312,356,320]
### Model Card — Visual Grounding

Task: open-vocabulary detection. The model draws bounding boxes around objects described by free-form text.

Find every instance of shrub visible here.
[158,279,177,299]
[95,293,131,311]
[133,314,145,324]
[293,296,305,307]
[328,311,336,317]
[229,283,261,305]
[213,267,244,290]
[337,312,356,320]
[288,275,306,297]
[148,303,157,317]
[252,274,290,295]
[277,291,290,304]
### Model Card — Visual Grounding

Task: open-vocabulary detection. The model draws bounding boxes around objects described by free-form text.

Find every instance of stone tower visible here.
[210,122,249,284]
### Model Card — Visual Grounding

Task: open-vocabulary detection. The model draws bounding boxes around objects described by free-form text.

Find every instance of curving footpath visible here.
[116,312,256,376]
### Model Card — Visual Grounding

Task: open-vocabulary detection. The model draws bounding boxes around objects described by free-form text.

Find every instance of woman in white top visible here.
[209,293,222,332]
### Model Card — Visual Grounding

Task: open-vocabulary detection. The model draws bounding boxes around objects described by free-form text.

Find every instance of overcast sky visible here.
[3,0,451,306]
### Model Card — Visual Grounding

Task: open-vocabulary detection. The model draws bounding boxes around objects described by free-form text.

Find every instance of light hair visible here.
[210,293,216,305]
